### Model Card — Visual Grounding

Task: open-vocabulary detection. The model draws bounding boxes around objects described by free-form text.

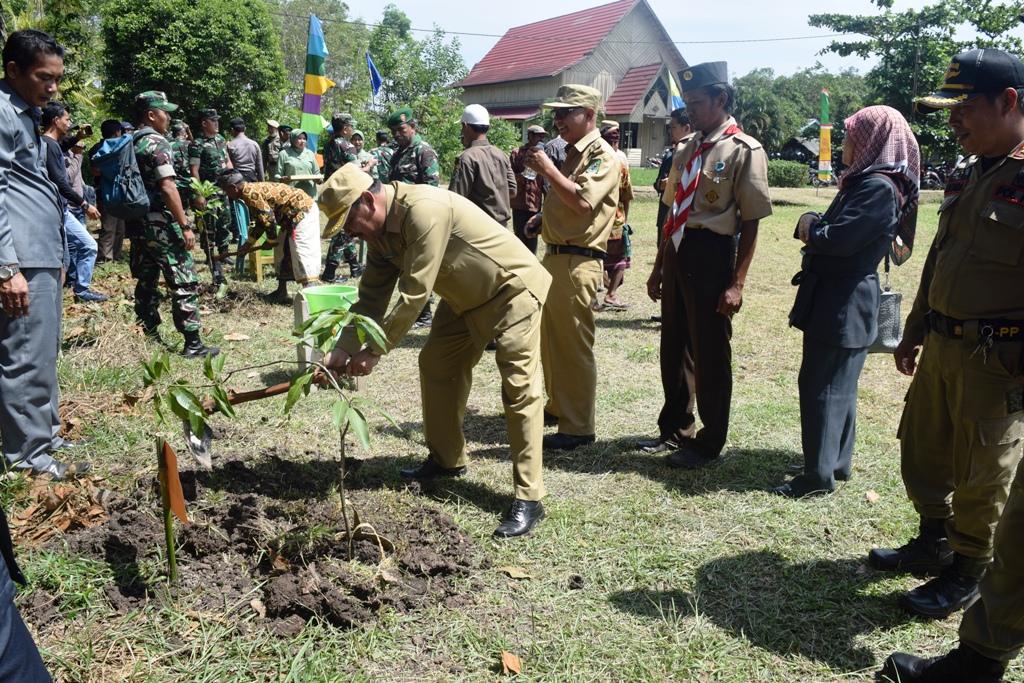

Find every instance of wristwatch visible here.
[0,265,19,282]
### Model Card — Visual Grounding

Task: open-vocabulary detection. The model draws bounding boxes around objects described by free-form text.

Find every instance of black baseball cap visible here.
[916,49,1024,114]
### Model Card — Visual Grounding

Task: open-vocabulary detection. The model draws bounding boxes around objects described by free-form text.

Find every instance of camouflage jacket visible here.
[387,135,439,186]
[188,134,229,182]
[129,128,183,239]
[322,135,357,179]
[169,136,191,198]
[370,145,394,182]
[262,133,281,173]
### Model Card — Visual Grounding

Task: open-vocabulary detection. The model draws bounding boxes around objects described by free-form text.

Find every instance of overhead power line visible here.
[265,10,850,46]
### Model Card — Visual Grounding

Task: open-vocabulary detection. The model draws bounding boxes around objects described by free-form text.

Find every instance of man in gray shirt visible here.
[0,29,91,482]
[226,117,264,182]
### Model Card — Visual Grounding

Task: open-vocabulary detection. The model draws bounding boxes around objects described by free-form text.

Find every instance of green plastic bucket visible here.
[302,285,358,314]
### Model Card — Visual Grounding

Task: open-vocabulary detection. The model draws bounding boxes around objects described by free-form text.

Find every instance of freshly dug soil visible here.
[22,453,487,635]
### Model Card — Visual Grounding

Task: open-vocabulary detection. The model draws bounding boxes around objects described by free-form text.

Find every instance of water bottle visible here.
[521,141,546,180]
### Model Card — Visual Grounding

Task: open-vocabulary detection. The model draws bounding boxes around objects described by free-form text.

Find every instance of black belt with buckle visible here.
[545,244,607,260]
[926,311,1024,342]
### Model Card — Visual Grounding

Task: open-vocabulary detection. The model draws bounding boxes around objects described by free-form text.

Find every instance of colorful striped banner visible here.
[302,14,334,150]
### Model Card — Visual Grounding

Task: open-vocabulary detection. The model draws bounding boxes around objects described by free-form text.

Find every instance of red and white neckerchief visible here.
[664,123,742,248]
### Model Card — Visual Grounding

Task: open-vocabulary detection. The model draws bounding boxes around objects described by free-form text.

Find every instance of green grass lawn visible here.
[12,187,1009,683]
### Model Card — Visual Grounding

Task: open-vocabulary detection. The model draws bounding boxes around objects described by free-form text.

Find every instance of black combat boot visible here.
[347,259,363,278]
[181,330,219,359]
[900,552,988,619]
[869,516,953,576]
[320,263,340,283]
[876,644,1006,682]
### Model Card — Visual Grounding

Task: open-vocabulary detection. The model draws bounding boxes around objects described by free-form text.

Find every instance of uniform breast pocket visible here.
[972,200,1024,265]
[699,170,733,206]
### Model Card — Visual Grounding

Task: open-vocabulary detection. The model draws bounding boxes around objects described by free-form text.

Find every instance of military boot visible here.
[869,516,953,576]
[900,552,988,619]
[347,259,364,278]
[181,330,219,359]
[876,644,1006,682]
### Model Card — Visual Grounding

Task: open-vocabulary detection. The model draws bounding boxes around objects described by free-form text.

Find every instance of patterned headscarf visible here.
[841,105,921,262]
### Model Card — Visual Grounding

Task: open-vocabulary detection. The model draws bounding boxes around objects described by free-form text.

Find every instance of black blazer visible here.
[789,174,899,348]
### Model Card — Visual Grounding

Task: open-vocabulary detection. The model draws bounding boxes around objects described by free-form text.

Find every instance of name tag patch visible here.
[993,183,1024,207]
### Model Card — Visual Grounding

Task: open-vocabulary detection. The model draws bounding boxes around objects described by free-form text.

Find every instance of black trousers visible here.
[512,208,539,255]
[658,229,735,456]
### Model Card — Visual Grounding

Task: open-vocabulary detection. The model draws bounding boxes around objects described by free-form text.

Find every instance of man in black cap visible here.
[872,51,1024,683]
[640,61,772,468]
[226,117,263,183]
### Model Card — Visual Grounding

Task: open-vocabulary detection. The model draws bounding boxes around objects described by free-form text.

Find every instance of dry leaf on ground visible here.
[866,489,881,504]
[496,566,532,579]
[223,332,250,341]
[501,651,522,674]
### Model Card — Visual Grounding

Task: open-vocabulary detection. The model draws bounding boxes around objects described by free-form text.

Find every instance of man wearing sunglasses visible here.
[523,84,619,450]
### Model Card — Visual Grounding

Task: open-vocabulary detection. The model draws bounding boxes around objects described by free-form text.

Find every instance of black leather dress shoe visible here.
[543,410,558,426]
[636,437,674,453]
[665,445,716,469]
[493,499,545,538]
[399,457,467,480]
[543,433,595,450]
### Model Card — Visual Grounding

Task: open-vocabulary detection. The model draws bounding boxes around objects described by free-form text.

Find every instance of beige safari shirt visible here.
[905,149,1024,344]
[675,117,772,236]
[340,183,552,355]
[540,129,620,251]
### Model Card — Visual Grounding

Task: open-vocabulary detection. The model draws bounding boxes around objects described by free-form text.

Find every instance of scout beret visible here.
[134,91,177,112]
[678,62,728,93]
[916,49,1024,114]
[541,84,602,111]
[387,107,414,127]
[279,124,293,132]
[318,164,374,238]
[198,108,220,121]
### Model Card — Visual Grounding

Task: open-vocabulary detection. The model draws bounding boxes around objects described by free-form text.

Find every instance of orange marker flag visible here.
[159,440,190,524]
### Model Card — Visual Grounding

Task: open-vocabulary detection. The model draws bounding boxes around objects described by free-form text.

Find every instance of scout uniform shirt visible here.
[904,149,1024,343]
[676,117,772,236]
[540,129,619,251]
[448,139,517,226]
[339,183,551,355]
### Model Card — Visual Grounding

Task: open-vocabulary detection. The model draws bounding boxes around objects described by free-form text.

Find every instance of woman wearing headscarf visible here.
[274,129,321,198]
[773,105,920,498]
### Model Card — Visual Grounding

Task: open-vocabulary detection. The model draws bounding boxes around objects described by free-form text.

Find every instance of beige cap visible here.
[526,125,548,135]
[266,119,280,129]
[600,119,619,130]
[541,84,602,111]
[318,164,374,238]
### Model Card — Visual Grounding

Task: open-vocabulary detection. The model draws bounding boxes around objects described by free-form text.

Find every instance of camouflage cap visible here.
[332,113,357,128]
[541,84,602,111]
[198,108,220,121]
[678,62,728,93]
[916,48,1024,114]
[135,91,178,112]
[387,107,414,127]
[318,164,374,238]
[170,118,186,132]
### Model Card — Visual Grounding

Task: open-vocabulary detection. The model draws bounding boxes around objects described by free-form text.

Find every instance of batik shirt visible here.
[239,182,313,246]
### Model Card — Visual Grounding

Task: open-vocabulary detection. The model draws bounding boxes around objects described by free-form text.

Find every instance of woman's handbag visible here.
[869,254,902,354]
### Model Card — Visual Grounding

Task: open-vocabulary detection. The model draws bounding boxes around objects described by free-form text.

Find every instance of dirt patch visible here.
[23,454,487,635]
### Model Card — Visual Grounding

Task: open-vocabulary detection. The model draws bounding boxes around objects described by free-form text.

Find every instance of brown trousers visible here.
[657,229,736,456]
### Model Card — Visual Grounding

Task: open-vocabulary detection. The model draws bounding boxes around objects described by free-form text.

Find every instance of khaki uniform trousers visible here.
[960,459,1024,662]
[419,293,545,501]
[539,253,602,436]
[899,331,1024,558]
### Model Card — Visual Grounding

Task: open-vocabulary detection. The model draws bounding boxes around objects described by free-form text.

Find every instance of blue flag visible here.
[366,52,382,96]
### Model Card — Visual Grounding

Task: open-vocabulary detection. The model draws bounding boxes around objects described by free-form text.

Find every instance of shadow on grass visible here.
[609,551,910,672]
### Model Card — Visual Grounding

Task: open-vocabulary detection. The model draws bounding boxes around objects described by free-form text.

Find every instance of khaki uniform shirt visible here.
[661,135,694,207]
[448,139,517,226]
[540,129,619,251]
[340,183,552,355]
[675,117,772,236]
[905,149,1024,344]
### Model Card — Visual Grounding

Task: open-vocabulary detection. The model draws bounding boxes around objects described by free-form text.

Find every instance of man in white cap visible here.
[318,164,552,539]
[448,104,517,227]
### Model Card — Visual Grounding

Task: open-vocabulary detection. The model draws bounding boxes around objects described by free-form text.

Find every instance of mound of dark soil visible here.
[23,455,487,636]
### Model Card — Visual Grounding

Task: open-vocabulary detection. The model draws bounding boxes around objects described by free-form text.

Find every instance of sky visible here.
[362,0,1024,81]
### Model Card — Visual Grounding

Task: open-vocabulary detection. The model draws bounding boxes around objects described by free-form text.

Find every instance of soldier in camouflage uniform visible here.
[321,113,364,283]
[167,119,193,228]
[262,119,281,179]
[388,107,440,326]
[188,108,233,296]
[129,92,217,358]
[370,130,394,182]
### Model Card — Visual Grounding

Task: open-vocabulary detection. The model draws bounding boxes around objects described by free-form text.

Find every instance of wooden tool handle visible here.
[202,373,326,414]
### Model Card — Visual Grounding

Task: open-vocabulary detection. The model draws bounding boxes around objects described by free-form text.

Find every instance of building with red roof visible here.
[454,0,687,164]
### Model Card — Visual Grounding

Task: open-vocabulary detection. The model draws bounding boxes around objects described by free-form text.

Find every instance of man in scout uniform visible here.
[388,107,440,328]
[521,84,620,450]
[319,165,552,539]
[321,113,364,283]
[866,50,1024,637]
[188,107,234,298]
[639,62,772,467]
[130,92,217,358]
[370,130,394,183]
[262,119,281,179]
[448,104,517,227]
